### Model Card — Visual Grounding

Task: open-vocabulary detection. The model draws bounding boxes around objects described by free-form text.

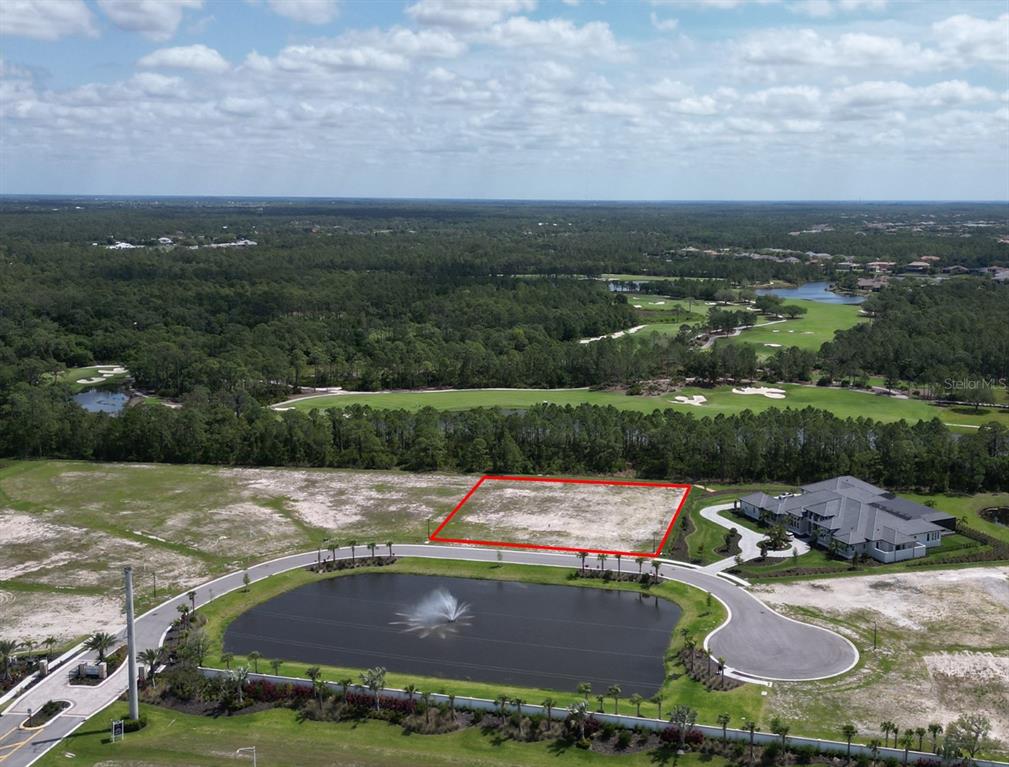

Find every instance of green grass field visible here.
[45,363,130,393]
[277,384,1009,429]
[33,701,731,767]
[719,300,866,355]
[200,557,765,726]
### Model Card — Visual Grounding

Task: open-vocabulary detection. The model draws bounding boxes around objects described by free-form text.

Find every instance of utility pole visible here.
[872,621,877,651]
[124,566,139,720]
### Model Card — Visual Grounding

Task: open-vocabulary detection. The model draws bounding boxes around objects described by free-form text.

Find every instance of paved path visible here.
[0,543,857,766]
[700,502,810,573]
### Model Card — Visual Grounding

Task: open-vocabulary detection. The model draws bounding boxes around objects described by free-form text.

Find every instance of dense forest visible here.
[2,386,1006,493]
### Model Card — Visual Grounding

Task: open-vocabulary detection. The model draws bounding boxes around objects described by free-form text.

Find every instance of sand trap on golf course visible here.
[672,395,707,406]
[732,386,787,399]
[763,343,783,348]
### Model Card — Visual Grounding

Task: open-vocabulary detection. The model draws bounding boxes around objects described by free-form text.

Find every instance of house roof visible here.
[741,475,952,547]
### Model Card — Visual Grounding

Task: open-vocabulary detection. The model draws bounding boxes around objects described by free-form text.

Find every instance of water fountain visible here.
[393,588,473,638]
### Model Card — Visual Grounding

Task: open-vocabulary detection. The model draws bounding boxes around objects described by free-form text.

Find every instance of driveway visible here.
[0,543,856,766]
[700,502,810,573]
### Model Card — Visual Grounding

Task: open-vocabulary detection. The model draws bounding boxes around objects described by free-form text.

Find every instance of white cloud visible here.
[650,13,679,32]
[0,0,97,40]
[275,44,409,73]
[933,14,1009,67]
[138,44,230,73]
[219,96,268,116]
[96,0,202,41]
[129,72,185,98]
[406,0,535,30]
[481,17,625,59]
[266,0,340,25]
[789,0,833,18]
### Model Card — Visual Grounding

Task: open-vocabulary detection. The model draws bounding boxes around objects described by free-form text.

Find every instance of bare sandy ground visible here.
[441,479,687,552]
[0,589,124,644]
[757,567,1009,746]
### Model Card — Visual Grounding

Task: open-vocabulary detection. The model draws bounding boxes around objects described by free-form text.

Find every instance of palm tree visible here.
[404,684,417,703]
[420,691,433,723]
[138,648,161,680]
[187,590,197,613]
[360,666,386,710]
[629,693,644,717]
[880,721,895,748]
[269,658,282,676]
[338,677,352,699]
[577,551,588,572]
[348,540,358,564]
[770,717,789,749]
[86,632,115,662]
[614,553,622,577]
[635,556,646,576]
[928,723,943,752]
[232,666,249,704]
[841,724,858,760]
[512,696,524,718]
[683,636,697,673]
[221,651,234,670]
[43,636,58,662]
[305,666,322,704]
[718,656,726,680]
[248,650,261,673]
[328,543,338,563]
[386,541,393,557]
[745,721,759,765]
[914,727,926,751]
[595,694,605,713]
[651,560,661,583]
[496,694,510,715]
[718,712,731,742]
[0,639,19,682]
[542,697,555,721]
[652,694,663,721]
[568,700,589,739]
[447,693,456,717]
[869,738,882,767]
[900,731,915,764]
[576,681,591,701]
[669,705,697,748]
[597,553,607,571]
[367,542,377,560]
[607,684,621,714]
[176,603,190,626]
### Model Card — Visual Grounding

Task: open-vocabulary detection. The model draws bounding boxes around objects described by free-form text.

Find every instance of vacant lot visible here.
[757,566,1009,754]
[434,477,688,554]
[0,460,474,642]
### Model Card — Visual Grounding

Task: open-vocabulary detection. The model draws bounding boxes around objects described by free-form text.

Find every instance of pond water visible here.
[73,388,129,414]
[755,281,864,304]
[224,572,680,696]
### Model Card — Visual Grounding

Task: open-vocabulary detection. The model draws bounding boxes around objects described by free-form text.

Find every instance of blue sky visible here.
[1,0,1007,199]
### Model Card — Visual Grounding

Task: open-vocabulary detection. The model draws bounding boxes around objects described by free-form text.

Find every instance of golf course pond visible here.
[223,572,681,696]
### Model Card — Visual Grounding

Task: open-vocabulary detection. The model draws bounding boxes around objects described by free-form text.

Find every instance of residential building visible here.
[736,476,955,563]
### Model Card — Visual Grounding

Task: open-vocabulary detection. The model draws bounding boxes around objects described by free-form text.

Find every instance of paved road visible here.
[700,502,810,573]
[0,543,857,766]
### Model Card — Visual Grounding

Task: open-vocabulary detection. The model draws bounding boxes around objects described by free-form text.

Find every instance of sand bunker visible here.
[579,325,646,344]
[732,386,786,399]
[763,343,783,348]
[673,395,707,406]
[76,376,106,384]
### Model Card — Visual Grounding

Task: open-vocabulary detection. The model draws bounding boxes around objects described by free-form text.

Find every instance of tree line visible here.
[4,386,1006,493]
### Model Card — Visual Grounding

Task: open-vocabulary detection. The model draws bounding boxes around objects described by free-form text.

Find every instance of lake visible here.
[224,572,680,696]
[73,388,130,414]
[756,281,864,304]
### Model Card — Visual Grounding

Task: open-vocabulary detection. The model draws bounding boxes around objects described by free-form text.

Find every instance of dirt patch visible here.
[437,478,687,553]
[757,567,1009,750]
[1,589,124,643]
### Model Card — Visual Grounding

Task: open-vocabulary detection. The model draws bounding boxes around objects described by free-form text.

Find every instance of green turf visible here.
[719,300,865,354]
[681,485,791,565]
[199,557,765,726]
[47,364,130,393]
[32,701,732,767]
[278,384,1009,430]
[901,492,1009,544]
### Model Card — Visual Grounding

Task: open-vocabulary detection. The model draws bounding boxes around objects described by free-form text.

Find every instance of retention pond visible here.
[224,572,680,696]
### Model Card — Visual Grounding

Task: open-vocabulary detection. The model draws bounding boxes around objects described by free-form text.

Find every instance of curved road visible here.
[0,543,857,766]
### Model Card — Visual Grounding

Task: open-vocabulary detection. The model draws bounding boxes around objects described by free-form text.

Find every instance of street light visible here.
[236,746,257,766]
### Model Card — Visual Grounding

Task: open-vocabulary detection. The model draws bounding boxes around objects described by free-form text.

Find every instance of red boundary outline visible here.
[429,475,691,558]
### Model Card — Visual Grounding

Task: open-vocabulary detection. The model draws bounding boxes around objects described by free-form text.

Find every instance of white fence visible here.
[199,668,1007,767]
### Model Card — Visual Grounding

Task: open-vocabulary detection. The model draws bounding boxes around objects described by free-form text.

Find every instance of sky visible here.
[1,0,1007,200]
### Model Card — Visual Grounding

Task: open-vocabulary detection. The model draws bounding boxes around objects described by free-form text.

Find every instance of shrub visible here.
[761,742,781,765]
[684,729,704,747]
[599,722,617,741]
[122,714,148,733]
[616,730,632,750]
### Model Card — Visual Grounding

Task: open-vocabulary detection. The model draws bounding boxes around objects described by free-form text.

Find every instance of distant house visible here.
[856,277,888,291]
[941,265,970,275]
[158,237,173,245]
[902,260,932,273]
[920,255,941,263]
[836,261,858,271]
[866,260,896,273]
[736,476,954,563]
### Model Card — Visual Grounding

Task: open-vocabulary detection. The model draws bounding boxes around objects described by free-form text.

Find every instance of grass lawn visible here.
[902,491,1009,544]
[46,363,130,393]
[680,485,792,565]
[719,300,865,355]
[34,701,733,767]
[278,384,1009,430]
[198,557,765,726]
